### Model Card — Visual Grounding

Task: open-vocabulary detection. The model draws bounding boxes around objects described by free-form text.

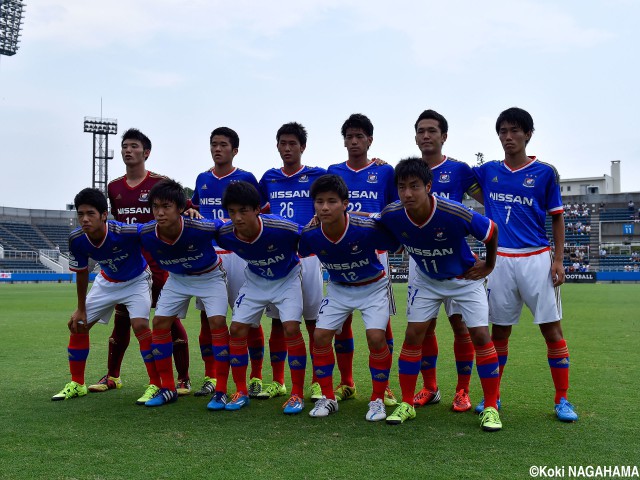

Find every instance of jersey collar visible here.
[280,165,305,177]
[405,195,437,228]
[321,214,350,244]
[155,216,184,245]
[86,223,109,248]
[235,216,263,244]
[503,156,537,173]
[210,167,237,180]
[345,159,375,173]
[429,155,448,171]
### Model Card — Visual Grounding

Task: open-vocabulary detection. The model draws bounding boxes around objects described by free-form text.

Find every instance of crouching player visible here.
[216,181,307,414]
[52,188,161,404]
[299,175,400,421]
[138,179,230,407]
[378,158,503,431]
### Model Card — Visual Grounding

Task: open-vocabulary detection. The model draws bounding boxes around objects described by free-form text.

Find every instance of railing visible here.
[2,250,38,260]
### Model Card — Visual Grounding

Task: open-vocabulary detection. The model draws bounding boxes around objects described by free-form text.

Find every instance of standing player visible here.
[411,110,483,412]
[299,175,399,421]
[139,180,230,407]
[217,181,307,414]
[327,113,398,406]
[88,128,191,397]
[258,122,326,401]
[473,107,577,422]
[191,127,268,399]
[52,188,161,405]
[378,158,502,431]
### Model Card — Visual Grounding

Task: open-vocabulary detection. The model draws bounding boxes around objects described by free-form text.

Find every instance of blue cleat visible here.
[207,391,228,411]
[555,397,578,422]
[225,392,250,411]
[474,397,501,414]
[145,388,177,407]
[282,394,304,415]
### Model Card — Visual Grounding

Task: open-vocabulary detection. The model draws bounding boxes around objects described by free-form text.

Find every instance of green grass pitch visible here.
[0,282,638,479]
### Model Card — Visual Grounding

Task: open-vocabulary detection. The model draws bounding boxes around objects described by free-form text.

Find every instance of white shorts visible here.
[232,264,303,326]
[265,255,323,321]
[196,249,246,311]
[487,250,562,326]
[316,277,391,332]
[408,256,462,318]
[406,270,488,328]
[85,269,152,325]
[378,251,397,316]
[156,265,228,319]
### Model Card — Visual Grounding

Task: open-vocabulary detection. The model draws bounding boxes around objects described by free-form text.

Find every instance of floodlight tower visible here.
[83,117,117,197]
[0,0,25,57]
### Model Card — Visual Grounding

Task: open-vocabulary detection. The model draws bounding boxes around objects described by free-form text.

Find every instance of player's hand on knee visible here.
[68,310,87,333]
[462,260,493,280]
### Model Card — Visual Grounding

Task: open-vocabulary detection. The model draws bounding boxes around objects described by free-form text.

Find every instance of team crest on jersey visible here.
[139,192,149,202]
[492,176,499,183]
[349,242,362,255]
[298,174,309,183]
[433,228,447,242]
[439,172,451,183]
[523,176,536,187]
[367,173,378,183]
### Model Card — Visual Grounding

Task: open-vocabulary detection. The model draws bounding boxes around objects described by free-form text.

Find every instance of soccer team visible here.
[51,107,578,431]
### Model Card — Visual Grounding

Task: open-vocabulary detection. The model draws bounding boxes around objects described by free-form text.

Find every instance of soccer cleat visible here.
[176,379,192,396]
[366,398,387,422]
[194,376,217,397]
[309,382,323,402]
[282,394,305,415]
[88,375,122,393]
[555,398,578,422]
[384,386,398,406]
[479,407,502,431]
[248,377,263,398]
[207,392,228,411]
[334,384,357,402]
[413,387,441,407]
[256,381,287,400]
[474,397,501,414]
[51,381,88,401]
[225,392,250,411]
[308,396,339,418]
[136,384,160,405]
[386,402,417,425]
[145,388,178,407]
[452,389,472,412]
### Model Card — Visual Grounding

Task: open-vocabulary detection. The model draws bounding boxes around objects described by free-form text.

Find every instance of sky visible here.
[1,0,638,210]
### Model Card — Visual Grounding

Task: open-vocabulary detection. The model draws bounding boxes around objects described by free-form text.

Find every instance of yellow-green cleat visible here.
[194,376,217,397]
[309,382,323,402]
[136,384,160,405]
[334,384,357,402]
[386,402,416,425]
[479,407,502,432]
[384,385,398,406]
[248,377,263,398]
[51,381,88,401]
[256,381,287,399]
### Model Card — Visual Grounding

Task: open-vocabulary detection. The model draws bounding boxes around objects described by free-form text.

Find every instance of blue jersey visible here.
[192,167,265,220]
[217,214,301,280]
[327,161,398,213]
[430,156,479,203]
[378,196,495,280]
[473,157,563,250]
[138,217,224,275]
[259,165,327,225]
[299,214,399,285]
[68,221,147,282]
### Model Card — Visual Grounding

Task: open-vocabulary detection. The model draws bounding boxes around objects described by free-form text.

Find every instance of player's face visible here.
[227,204,260,237]
[210,135,238,167]
[314,191,348,225]
[277,134,306,167]
[343,128,372,157]
[415,119,447,156]
[397,176,431,213]
[121,139,149,167]
[152,199,182,227]
[498,122,531,156]
[76,204,107,237]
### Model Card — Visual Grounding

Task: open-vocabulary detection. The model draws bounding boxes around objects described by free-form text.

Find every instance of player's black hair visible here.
[148,179,187,212]
[310,174,349,202]
[210,127,240,149]
[276,122,308,147]
[414,109,449,134]
[495,107,535,135]
[341,113,374,137]
[222,181,261,210]
[394,157,433,186]
[74,188,108,214]
[121,128,152,151]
